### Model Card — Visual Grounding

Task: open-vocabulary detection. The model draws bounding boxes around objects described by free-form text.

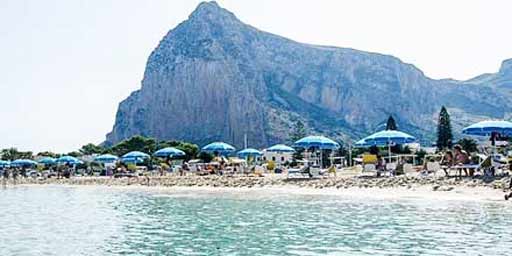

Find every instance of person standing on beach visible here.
[2,168,9,187]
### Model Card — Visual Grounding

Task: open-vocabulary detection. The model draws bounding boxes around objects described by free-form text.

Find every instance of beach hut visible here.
[263,144,295,165]
[202,142,235,156]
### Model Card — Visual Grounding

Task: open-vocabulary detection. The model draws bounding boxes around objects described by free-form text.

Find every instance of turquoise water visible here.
[0,186,511,255]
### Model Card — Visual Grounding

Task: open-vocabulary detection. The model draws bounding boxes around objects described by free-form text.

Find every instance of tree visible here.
[67,151,82,157]
[110,136,157,156]
[456,138,478,153]
[386,115,397,130]
[37,151,60,158]
[289,120,306,143]
[198,152,213,163]
[436,106,453,150]
[1,147,33,160]
[79,143,104,155]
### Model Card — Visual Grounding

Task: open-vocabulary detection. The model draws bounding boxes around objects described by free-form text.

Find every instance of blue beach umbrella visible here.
[121,151,150,164]
[122,151,150,158]
[0,160,10,168]
[357,130,416,147]
[154,147,186,158]
[11,159,38,167]
[38,157,57,165]
[462,120,512,137]
[56,155,81,165]
[294,135,340,150]
[237,148,262,158]
[94,154,118,163]
[202,142,235,155]
[355,130,416,159]
[266,144,295,153]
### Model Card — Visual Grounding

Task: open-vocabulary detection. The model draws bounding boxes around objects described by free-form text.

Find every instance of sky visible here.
[1,0,511,153]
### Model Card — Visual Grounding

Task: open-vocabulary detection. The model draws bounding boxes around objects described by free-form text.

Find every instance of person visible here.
[376,155,386,177]
[441,151,454,176]
[453,145,470,177]
[2,168,9,187]
[181,162,189,176]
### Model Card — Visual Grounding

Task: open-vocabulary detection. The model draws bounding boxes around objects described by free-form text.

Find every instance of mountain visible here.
[105,1,512,148]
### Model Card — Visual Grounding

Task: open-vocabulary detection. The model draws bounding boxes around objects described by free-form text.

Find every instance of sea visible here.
[0,185,511,255]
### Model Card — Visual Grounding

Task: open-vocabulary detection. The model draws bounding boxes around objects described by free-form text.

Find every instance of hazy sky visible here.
[1,0,511,153]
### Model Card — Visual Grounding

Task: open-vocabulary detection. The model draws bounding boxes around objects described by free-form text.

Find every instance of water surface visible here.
[0,185,510,255]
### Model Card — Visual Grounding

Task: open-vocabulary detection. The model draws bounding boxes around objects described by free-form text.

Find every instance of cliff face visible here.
[105,1,512,147]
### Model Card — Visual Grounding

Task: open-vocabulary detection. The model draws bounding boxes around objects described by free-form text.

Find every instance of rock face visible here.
[105,1,512,147]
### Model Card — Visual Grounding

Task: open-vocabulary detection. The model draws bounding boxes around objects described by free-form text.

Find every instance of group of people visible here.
[440,144,472,176]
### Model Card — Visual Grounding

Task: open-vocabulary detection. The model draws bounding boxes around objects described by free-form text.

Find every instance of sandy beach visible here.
[10,174,512,203]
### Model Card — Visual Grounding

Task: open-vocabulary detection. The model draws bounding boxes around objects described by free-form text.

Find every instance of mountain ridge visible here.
[105,1,512,147]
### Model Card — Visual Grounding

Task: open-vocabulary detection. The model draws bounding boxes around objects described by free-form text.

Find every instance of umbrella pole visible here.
[320,149,323,168]
[388,143,391,164]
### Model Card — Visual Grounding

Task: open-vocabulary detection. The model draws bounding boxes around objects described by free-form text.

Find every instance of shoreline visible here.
[7,175,512,203]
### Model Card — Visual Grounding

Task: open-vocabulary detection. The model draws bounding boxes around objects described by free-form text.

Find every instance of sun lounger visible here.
[287,165,312,178]
[359,163,377,176]
[385,162,397,176]
[449,156,492,177]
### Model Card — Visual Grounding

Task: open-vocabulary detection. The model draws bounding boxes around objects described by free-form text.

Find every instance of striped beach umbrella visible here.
[202,142,235,155]
[294,135,340,150]
[266,144,295,153]
[153,147,186,158]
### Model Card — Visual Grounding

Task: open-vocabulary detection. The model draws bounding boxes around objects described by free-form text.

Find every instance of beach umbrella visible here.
[202,142,235,155]
[462,120,512,165]
[0,160,10,168]
[294,135,340,150]
[153,147,186,158]
[294,136,340,168]
[462,120,512,137]
[122,151,150,158]
[56,155,81,165]
[38,157,57,165]
[121,151,150,164]
[357,130,416,146]
[237,148,262,158]
[94,154,119,163]
[11,159,37,167]
[356,130,416,160]
[266,144,295,153]
[121,157,146,164]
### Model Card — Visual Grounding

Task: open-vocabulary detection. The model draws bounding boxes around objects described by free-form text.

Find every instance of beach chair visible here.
[425,161,441,176]
[403,163,413,174]
[359,154,378,176]
[385,162,397,176]
[359,163,376,176]
[287,165,311,178]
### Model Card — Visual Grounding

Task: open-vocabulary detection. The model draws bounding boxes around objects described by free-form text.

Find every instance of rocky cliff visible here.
[105,1,512,147]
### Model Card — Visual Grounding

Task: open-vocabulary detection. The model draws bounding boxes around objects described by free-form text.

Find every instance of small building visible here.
[261,151,294,165]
